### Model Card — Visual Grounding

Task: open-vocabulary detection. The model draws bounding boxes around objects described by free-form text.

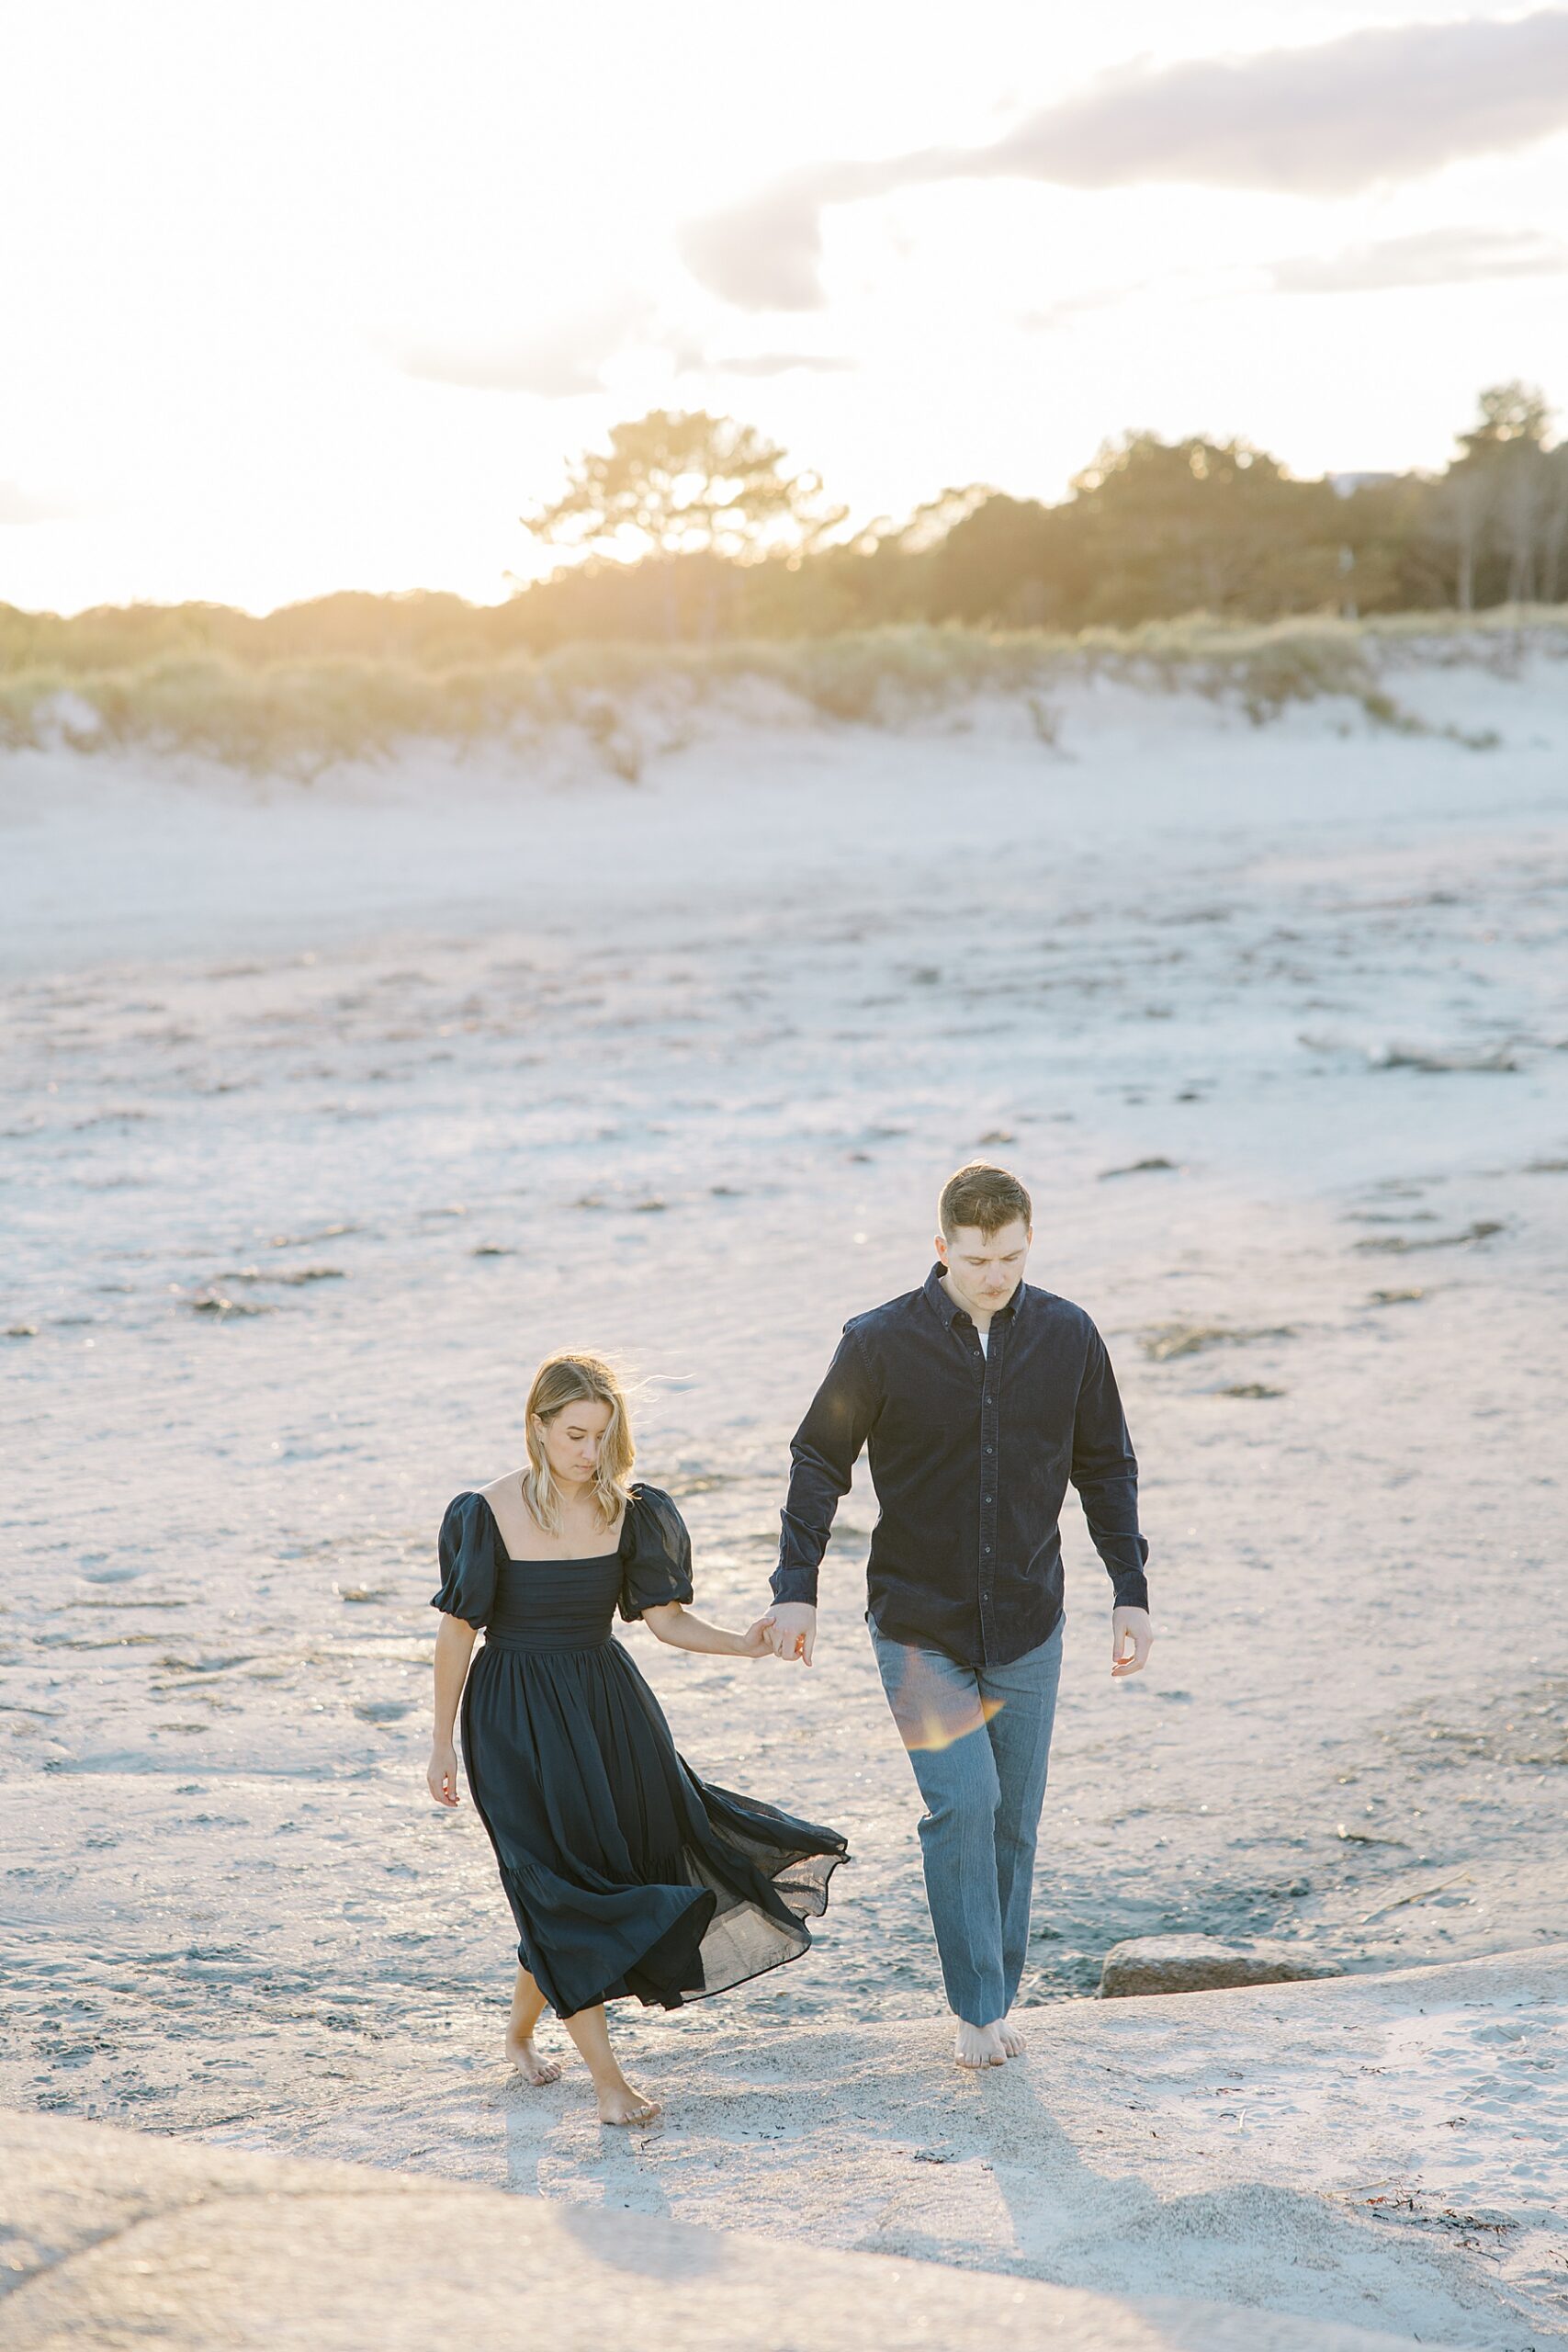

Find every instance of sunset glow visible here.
[6,0,1568,612]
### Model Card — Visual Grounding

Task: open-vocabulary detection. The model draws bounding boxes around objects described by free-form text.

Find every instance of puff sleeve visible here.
[430,1492,500,1629]
[617,1485,695,1622]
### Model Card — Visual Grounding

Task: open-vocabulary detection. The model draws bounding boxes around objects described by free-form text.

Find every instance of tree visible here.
[1540,444,1568,605]
[1460,381,1553,458]
[491,378,1562,643]
[523,410,846,568]
[919,494,1067,626]
[1331,474,1451,616]
[1435,462,1492,612]
[1063,434,1340,623]
[1439,382,1558,607]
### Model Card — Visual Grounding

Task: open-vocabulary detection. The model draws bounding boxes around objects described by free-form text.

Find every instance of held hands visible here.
[1111,1605,1154,1679]
[765,1601,818,1666]
[728,1611,817,1662]
[728,1606,818,1663]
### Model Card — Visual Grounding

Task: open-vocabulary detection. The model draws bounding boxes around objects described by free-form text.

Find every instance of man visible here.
[767,1161,1153,2070]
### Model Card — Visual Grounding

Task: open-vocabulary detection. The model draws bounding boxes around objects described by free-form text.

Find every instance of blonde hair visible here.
[523,1351,635,1535]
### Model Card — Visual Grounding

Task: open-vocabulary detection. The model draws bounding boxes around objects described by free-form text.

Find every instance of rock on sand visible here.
[1100,1936,1345,1996]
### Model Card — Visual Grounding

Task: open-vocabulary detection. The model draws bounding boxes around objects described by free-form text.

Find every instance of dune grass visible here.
[1,606,1563,776]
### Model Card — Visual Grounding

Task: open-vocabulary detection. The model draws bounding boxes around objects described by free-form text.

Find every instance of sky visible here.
[4,0,1568,615]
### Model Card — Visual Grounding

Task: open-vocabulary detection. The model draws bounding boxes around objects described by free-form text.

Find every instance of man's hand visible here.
[1111,1606,1153,1679]
[767,1602,818,1666]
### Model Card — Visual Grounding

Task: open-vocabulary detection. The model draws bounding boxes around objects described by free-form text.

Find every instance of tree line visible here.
[506,382,1568,646]
[5,381,1564,676]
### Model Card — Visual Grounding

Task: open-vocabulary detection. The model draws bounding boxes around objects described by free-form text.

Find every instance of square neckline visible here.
[476,1488,626,1569]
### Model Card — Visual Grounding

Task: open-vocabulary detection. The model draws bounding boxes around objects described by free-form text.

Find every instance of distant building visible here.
[1329,471,1399,500]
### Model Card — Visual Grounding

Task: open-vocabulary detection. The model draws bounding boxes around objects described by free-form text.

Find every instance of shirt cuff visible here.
[770,1562,820,1608]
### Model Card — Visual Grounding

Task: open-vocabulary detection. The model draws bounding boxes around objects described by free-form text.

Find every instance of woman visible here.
[426,1350,847,2126]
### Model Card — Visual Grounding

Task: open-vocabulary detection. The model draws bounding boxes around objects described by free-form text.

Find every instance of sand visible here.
[2,650,1566,2343]
[0,2101,1445,2352]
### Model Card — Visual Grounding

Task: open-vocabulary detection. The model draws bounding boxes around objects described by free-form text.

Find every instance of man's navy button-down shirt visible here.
[772,1264,1149,1668]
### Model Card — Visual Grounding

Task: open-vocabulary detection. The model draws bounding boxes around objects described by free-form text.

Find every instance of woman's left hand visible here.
[427,1741,462,1804]
[737,1614,777,1658]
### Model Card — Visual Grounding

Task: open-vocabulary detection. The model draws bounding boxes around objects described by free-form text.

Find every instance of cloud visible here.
[0,481,76,526]
[1023,223,1568,323]
[682,10,1568,309]
[1023,282,1149,331]
[389,299,860,396]
[700,350,858,378]
[679,166,880,312]
[1271,222,1568,293]
[398,340,601,396]
[982,12,1568,194]
[390,301,646,396]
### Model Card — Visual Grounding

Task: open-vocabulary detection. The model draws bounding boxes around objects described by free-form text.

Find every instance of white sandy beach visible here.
[3,648,1567,2345]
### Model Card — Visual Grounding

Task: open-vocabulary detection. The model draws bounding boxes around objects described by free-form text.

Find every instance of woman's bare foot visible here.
[595,2076,662,2127]
[504,2032,562,2086]
[953,2020,1008,2069]
[996,2016,1026,2058]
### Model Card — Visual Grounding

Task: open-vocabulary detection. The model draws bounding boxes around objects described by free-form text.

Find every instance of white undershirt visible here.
[976,1325,989,1357]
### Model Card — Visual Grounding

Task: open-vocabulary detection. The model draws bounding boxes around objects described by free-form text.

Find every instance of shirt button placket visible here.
[979,1323,999,1661]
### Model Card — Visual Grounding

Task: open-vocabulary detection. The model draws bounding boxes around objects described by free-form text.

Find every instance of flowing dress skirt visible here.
[462,1630,846,2018]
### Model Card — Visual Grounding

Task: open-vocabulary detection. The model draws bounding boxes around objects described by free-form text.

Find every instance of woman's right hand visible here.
[427,1742,461,1805]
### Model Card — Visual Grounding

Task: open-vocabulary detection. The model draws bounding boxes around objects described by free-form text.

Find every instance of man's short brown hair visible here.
[939,1161,1032,1239]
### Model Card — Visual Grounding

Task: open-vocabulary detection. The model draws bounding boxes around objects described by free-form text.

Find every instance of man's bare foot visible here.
[996,2016,1026,2058]
[595,2076,662,2127]
[504,2033,562,2086]
[953,2020,1008,2070]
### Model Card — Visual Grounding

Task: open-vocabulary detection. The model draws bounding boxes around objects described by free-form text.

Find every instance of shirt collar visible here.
[924,1261,1024,1330]
[925,1261,962,1326]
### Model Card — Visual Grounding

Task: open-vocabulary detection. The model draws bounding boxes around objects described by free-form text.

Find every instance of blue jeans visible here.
[869,1614,1063,2029]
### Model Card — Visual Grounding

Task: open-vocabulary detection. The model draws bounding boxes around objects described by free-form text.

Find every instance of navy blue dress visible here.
[433,1482,847,2019]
